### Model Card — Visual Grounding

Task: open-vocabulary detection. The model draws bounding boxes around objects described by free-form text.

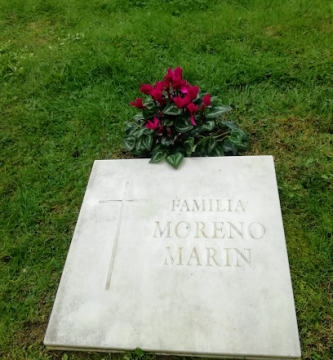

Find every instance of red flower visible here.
[171,68,184,89]
[173,66,182,80]
[181,95,192,107]
[139,83,153,95]
[180,81,191,94]
[171,85,198,108]
[130,98,146,109]
[201,93,211,111]
[145,115,160,130]
[173,96,184,109]
[173,94,194,108]
[164,68,175,83]
[172,78,187,91]
[151,88,166,105]
[155,80,169,91]
[187,103,199,114]
[187,103,199,126]
[164,67,183,87]
[187,86,199,100]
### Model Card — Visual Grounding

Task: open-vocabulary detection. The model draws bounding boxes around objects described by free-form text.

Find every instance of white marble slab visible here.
[44,156,301,359]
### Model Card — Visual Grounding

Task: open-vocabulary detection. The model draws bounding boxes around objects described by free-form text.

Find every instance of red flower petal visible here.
[130,98,146,109]
[139,83,153,95]
[182,95,192,107]
[188,86,199,100]
[173,96,184,109]
[164,68,175,82]
[203,93,211,106]
[187,102,199,114]
[174,67,183,80]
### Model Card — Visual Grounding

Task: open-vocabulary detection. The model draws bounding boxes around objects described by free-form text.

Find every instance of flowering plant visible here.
[124,67,249,169]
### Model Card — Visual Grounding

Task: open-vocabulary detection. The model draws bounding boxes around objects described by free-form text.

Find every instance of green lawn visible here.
[0,0,332,359]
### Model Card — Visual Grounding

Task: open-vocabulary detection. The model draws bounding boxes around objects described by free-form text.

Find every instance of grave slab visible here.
[44,156,301,359]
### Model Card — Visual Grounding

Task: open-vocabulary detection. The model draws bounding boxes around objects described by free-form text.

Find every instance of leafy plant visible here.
[124,348,151,360]
[124,67,249,169]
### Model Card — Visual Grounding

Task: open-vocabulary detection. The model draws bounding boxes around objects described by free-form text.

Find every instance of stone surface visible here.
[44,156,301,359]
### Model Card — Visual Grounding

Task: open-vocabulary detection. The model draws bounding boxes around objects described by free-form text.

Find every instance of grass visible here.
[0,0,332,359]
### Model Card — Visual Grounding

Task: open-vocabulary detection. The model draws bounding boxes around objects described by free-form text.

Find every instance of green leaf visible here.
[184,137,194,156]
[195,137,209,156]
[133,112,144,121]
[174,118,194,132]
[206,105,232,119]
[163,104,182,116]
[134,348,145,357]
[150,150,166,163]
[136,134,153,152]
[203,120,215,132]
[232,128,248,139]
[163,119,173,126]
[161,136,173,146]
[62,354,68,360]
[142,107,157,119]
[218,120,238,130]
[210,144,224,157]
[229,128,249,151]
[172,146,186,155]
[136,127,154,138]
[166,152,184,169]
[123,136,136,151]
[207,137,217,154]
[144,98,156,109]
[151,143,162,153]
[195,137,217,156]
[222,139,238,155]
[188,124,205,137]
[142,134,153,151]
[124,122,138,135]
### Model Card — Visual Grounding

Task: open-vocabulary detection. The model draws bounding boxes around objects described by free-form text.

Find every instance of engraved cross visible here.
[99,182,149,291]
